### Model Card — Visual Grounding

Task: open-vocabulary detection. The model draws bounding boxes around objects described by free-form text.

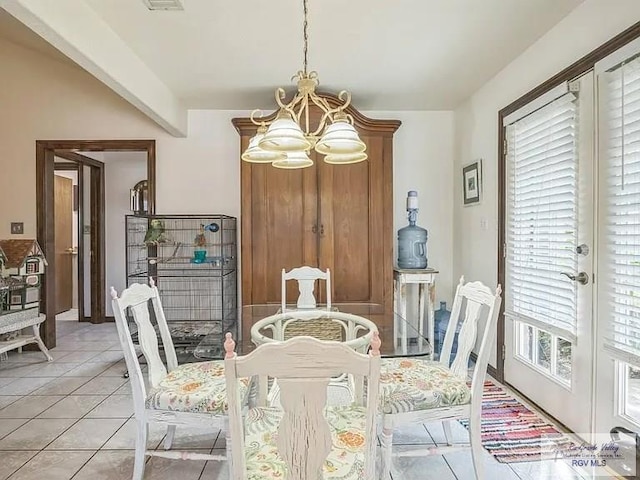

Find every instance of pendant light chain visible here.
[242,0,367,167]
[303,0,309,75]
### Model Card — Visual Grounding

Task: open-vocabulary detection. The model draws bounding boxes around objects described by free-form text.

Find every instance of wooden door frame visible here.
[37,139,156,348]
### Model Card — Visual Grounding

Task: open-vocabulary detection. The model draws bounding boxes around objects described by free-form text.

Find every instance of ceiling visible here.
[1,0,583,112]
[0,8,72,64]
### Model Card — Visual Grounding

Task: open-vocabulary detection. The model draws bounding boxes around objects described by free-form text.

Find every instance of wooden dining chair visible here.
[281,266,331,311]
[378,277,502,480]
[224,331,381,480]
[111,279,249,480]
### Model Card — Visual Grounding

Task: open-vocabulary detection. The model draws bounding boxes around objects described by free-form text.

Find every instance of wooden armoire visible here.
[232,93,400,331]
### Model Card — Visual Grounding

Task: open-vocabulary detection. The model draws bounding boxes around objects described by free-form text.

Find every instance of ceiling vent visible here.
[142,0,184,10]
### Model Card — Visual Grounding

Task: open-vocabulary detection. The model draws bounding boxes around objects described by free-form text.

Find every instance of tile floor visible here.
[0,314,594,479]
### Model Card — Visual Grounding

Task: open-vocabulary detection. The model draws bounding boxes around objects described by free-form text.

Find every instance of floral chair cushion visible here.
[243,405,369,479]
[146,361,248,415]
[379,358,471,414]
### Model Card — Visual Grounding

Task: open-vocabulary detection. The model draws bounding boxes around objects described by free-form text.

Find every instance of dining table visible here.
[193,303,432,361]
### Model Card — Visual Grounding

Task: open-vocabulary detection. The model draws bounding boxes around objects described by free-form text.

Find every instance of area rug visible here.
[459,381,572,463]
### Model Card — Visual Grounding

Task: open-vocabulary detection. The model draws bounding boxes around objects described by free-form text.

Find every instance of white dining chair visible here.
[378,277,502,480]
[281,265,331,311]
[224,331,381,479]
[111,279,249,480]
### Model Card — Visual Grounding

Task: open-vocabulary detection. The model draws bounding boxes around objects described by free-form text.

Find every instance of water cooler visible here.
[397,191,428,269]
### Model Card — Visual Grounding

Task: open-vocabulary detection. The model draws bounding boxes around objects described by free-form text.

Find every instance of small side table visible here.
[0,311,52,362]
[393,268,438,351]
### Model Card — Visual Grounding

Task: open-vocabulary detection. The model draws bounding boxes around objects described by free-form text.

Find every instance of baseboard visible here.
[81,316,114,323]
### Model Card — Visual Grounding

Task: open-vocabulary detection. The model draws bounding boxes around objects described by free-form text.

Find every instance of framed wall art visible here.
[463,159,482,206]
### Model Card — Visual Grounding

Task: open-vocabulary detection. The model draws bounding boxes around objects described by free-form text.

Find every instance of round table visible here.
[249,309,378,352]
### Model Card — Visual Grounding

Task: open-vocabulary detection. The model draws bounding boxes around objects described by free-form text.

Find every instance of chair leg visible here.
[380,416,394,479]
[164,424,176,450]
[224,416,233,474]
[469,415,484,480]
[443,420,453,446]
[133,419,148,480]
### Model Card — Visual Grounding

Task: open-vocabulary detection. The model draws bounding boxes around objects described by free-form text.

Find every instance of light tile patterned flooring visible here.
[0,314,593,479]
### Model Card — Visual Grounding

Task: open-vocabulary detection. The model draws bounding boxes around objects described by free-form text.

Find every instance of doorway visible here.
[36,140,156,348]
[502,73,595,435]
[53,162,79,318]
[497,27,640,443]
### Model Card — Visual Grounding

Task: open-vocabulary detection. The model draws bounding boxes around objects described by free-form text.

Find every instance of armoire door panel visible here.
[249,163,318,305]
[319,157,371,303]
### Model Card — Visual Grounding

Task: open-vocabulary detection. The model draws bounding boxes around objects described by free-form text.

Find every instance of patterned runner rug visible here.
[459,382,571,463]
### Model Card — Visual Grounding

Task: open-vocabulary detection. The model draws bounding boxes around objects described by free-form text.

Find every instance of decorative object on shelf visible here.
[0,239,51,362]
[143,218,167,246]
[130,180,148,214]
[463,159,482,205]
[397,191,428,269]
[241,0,367,169]
[0,239,47,314]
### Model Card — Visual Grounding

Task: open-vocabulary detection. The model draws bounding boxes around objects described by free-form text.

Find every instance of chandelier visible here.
[241,0,367,169]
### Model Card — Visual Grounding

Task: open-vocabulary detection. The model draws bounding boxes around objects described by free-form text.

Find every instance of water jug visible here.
[398,191,428,269]
[435,301,459,361]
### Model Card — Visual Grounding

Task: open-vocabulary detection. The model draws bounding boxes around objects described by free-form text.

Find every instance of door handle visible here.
[319,224,324,236]
[312,225,318,234]
[560,271,589,285]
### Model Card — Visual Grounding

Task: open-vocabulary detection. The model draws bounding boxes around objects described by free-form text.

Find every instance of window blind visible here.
[602,56,640,367]
[506,92,578,342]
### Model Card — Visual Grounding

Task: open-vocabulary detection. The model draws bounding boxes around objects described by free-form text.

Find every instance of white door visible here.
[503,72,595,435]
[594,41,640,437]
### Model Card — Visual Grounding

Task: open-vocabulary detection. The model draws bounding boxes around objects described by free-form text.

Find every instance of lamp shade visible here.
[315,120,366,155]
[259,112,312,152]
[241,131,287,163]
[323,152,368,164]
[272,151,314,169]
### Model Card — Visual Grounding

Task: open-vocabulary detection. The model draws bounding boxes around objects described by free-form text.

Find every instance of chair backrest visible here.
[281,266,331,311]
[440,276,502,399]
[110,279,178,412]
[225,332,381,480]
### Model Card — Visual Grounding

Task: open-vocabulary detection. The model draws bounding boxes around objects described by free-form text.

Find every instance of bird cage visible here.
[125,214,237,359]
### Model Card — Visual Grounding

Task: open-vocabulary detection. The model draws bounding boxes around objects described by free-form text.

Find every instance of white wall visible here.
[367,111,455,307]
[0,36,456,318]
[102,152,147,316]
[453,0,640,367]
